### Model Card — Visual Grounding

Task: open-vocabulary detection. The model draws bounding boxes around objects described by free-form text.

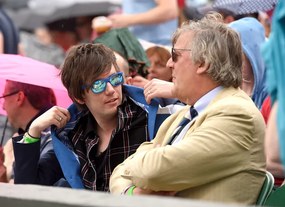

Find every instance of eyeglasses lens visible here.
[110,73,123,86]
[171,48,178,62]
[92,80,106,94]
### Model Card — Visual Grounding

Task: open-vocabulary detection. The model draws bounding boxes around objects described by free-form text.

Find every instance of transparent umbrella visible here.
[213,0,278,15]
[6,0,121,30]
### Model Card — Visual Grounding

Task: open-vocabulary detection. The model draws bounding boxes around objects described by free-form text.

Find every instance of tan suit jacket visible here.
[110,87,266,204]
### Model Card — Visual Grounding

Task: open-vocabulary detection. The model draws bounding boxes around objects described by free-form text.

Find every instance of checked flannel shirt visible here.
[69,96,149,191]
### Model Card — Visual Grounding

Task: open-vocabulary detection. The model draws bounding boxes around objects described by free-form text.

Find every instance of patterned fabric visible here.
[69,96,149,191]
[213,0,278,15]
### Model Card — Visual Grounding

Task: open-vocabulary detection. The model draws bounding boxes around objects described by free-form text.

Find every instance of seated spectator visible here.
[229,17,267,109]
[145,17,268,109]
[146,46,172,82]
[13,43,165,190]
[261,0,285,187]
[1,80,56,183]
[110,13,266,205]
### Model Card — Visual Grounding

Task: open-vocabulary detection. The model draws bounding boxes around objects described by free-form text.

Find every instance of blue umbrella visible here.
[213,0,278,15]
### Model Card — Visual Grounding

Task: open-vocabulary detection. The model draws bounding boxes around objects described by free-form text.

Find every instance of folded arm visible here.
[110,106,263,193]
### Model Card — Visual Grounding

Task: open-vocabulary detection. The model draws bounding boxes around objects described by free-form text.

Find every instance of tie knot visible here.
[190,106,198,120]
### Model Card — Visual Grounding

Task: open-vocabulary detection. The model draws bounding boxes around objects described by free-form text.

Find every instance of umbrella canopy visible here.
[213,0,278,15]
[6,0,121,30]
[0,54,72,115]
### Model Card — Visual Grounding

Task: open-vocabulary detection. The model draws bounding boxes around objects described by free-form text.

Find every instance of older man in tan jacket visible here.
[110,13,266,205]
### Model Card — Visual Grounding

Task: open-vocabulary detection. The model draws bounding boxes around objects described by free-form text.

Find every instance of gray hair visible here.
[172,12,242,88]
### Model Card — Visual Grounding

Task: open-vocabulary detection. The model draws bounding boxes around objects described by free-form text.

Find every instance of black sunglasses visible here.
[171,48,192,62]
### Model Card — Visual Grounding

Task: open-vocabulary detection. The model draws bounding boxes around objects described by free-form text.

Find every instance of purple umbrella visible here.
[213,0,278,15]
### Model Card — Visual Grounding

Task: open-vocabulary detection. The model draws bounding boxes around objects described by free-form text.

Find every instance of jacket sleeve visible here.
[13,135,64,185]
[110,141,155,193]
[110,103,265,192]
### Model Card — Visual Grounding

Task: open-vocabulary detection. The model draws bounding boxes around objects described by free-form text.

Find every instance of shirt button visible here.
[124,170,130,175]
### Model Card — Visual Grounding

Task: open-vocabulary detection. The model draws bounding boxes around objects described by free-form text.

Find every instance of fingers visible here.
[55,115,63,122]
[52,106,70,128]
[29,106,70,137]
[144,88,154,104]
[144,80,159,104]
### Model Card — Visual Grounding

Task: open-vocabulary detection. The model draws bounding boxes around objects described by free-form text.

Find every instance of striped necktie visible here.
[168,106,198,145]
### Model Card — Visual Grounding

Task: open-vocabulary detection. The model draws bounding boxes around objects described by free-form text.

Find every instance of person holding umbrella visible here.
[13,43,165,191]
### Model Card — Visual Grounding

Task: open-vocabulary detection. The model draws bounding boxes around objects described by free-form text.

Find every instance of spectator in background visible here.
[146,46,172,82]
[131,45,173,88]
[261,0,285,186]
[108,0,179,45]
[75,16,94,43]
[177,0,187,25]
[1,80,56,183]
[229,17,267,109]
[265,102,284,186]
[46,18,80,52]
[19,27,65,67]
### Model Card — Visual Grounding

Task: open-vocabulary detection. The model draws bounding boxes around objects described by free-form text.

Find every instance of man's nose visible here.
[104,82,116,95]
[166,58,174,71]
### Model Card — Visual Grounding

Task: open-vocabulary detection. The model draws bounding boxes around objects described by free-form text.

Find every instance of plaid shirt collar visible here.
[70,95,149,191]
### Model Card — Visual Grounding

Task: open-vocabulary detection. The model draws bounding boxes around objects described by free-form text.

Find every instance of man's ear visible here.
[125,77,133,85]
[75,98,85,104]
[224,15,235,24]
[197,61,210,74]
[17,91,26,106]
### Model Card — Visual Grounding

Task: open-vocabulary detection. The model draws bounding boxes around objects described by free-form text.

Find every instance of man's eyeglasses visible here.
[0,91,19,99]
[83,72,124,94]
[171,48,192,62]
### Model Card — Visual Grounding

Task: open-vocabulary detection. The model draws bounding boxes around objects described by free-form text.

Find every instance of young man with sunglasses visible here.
[13,43,161,191]
[110,13,266,204]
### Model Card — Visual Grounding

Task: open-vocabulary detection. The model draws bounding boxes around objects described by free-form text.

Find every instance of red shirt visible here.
[177,0,185,8]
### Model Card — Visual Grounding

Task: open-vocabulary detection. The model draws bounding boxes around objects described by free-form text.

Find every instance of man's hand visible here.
[144,79,175,104]
[29,106,70,138]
